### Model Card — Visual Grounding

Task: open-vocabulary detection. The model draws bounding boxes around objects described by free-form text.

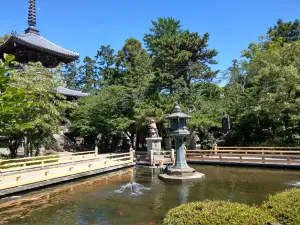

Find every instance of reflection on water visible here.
[1,165,300,225]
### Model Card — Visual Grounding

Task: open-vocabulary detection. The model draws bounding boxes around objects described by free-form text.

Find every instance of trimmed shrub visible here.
[163,200,276,225]
[263,188,300,225]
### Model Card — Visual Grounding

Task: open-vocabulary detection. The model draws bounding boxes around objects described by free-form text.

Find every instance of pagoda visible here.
[0,0,79,68]
[0,0,89,99]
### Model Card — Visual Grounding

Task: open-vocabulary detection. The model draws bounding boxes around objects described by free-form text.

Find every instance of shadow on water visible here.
[1,165,300,225]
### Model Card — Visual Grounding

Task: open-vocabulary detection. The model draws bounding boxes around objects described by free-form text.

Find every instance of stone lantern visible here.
[159,104,205,181]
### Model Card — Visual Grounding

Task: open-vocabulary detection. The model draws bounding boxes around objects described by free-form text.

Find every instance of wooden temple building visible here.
[0,0,89,99]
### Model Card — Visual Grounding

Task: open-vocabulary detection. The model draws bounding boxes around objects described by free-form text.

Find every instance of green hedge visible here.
[263,188,300,225]
[163,200,276,225]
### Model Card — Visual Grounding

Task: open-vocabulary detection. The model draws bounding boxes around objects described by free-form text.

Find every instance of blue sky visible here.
[1,0,299,75]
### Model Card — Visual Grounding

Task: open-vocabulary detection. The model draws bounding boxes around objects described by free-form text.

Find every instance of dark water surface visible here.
[1,165,300,225]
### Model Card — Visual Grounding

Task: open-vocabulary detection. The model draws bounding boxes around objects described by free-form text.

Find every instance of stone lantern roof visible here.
[166,104,191,119]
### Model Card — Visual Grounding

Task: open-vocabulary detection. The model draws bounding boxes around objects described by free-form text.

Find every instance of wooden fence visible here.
[135,150,174,166]
[185,146,300,165]
[0,152,134,191]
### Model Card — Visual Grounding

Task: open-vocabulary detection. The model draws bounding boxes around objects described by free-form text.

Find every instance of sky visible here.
[0,0,299,76]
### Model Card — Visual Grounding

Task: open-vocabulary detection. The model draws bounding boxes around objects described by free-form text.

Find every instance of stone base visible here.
[146,137,162,153]
[158,172,205,182]
[167,166,195,177]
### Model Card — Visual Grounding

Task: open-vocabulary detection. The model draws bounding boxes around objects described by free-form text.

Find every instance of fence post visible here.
[95,145,98,157]
[171,149,175,165]
[150,150,154,167]
[132,149,135,162]
[214,145,218,154]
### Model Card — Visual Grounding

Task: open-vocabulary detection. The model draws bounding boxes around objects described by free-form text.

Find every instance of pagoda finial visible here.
[25,0,40,34]
[28,0,36,27]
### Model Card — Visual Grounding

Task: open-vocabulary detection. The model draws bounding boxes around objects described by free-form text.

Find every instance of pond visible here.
[1,165,300,225]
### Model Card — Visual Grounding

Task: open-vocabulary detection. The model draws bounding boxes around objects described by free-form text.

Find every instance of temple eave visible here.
[0,33,79,67]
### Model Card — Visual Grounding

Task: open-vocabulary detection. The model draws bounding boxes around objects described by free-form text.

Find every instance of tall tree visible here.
[225,41,300,145]
[116,38,153,91]
[61,60,80,90]
[144,17,218,96]
[267,19,300,44]
[95,45,117,87]
[78,56,99,93]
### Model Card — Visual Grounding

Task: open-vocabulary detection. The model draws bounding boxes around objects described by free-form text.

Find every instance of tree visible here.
[144,17,218,97]
[61,60,80,90]
[0,55,29,157]
[116,38,153,89]
[267,19,300,44]
[78,56,99,93]
[225,41,300,145]
[5,62,74,157]
[243,19,300,60]
[95,45,117,87]
[71,85,136,151]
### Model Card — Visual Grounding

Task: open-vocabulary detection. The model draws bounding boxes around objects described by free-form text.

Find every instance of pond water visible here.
[1,165,300,225]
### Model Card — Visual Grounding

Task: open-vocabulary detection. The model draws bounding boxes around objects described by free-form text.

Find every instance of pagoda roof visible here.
[2,32,79,59]
[0,0,79,67]
[57,86,90,98]
[0,32,79,66]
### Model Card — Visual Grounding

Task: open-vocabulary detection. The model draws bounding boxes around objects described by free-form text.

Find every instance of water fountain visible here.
[113,168,151,196]
[113,182,151,196]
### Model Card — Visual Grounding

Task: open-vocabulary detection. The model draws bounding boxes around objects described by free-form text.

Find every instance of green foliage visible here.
[71,85,135,137]
[224,37,300,145]
[61,60,80,90]
[78,56,99,93]
[0,54,27,135]
[267,19,300,44]
[3,62,74,157]
[263,188,300,225]
[163,200,276,225]
[144,17,218,97]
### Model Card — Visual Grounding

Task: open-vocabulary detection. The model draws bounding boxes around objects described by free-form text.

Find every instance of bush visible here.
[262,188,300,225]
[163,200,276,225]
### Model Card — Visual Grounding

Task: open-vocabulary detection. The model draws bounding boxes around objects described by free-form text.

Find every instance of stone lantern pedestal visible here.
[146,137,162,153]
[159,104,205,182]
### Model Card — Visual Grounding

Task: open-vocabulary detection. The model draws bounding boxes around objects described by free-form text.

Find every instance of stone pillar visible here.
[165,137,172,150]
[174,136,189,169]
[146,137,162,153]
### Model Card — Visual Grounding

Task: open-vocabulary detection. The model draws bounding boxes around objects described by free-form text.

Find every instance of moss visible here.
[163,200,276,225]
[263,188,300,225]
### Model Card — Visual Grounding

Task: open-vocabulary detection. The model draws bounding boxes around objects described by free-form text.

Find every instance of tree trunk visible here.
[8,139,22,158]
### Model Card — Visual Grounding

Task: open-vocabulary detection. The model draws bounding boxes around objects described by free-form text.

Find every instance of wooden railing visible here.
[215,146,300,151]
[0,151,97,173]
[185,147,300,165]
[0,152,134,191]
[135,150,175,166]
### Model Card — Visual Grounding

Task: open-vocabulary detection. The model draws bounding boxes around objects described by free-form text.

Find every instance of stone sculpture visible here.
[222,112,230,134]
[149,119,159,138]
